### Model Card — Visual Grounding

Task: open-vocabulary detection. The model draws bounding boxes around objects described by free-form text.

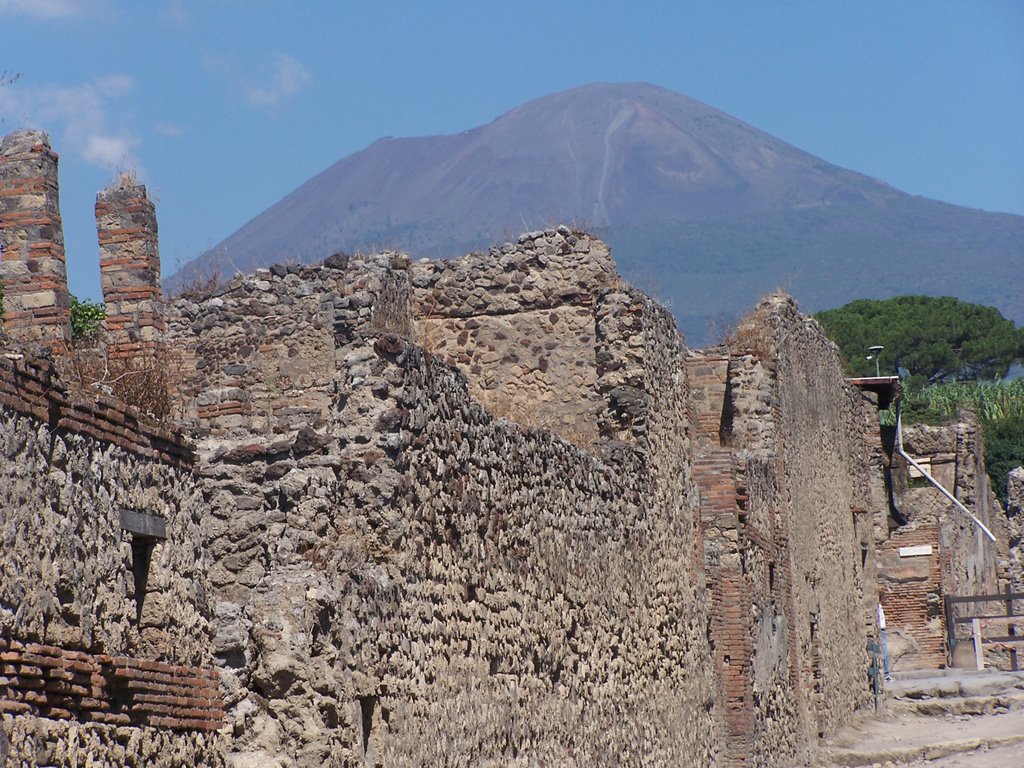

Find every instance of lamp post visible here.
[867,345,884,377]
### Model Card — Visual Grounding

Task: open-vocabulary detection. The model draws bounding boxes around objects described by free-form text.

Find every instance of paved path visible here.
[819,669,1024,766]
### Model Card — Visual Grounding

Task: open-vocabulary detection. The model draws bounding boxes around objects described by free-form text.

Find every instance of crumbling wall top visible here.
[0,128,52,155]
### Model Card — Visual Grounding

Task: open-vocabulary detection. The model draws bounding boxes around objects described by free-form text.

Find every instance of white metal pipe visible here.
[895,401,996,542]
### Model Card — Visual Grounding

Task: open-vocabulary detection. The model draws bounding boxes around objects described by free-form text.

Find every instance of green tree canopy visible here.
[815,296,1024,386]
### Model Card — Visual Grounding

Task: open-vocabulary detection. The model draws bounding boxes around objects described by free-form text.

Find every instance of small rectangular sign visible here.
[908,458,931,478]
[899,544,933,557]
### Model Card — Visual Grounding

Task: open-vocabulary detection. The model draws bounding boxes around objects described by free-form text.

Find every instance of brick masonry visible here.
[0,130,71,349]
[0,639,222,732]
[0,353,192,466]
[693,449,755,766]
[877,522,945,669]
[96,178,166,360]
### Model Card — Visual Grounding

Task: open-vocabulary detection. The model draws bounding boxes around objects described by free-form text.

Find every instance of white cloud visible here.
[0,75,139,170]
[244,53,311,109]
[0,0,93,18]
[203,51,311,112]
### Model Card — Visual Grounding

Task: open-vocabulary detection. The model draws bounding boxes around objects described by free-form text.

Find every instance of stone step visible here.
[823,732,1024,767]
[887,670,1024,699]
[889,691,1024,716]
[819,707,1024,767]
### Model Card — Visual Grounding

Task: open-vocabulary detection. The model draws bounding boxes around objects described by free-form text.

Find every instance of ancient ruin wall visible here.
[165,260,345,436]
[411,228,621,444]
[882,420,1007,669]
[163,242,721,766]
[0,355,224,766]
[756,298,879,744]
[689,296,883,767]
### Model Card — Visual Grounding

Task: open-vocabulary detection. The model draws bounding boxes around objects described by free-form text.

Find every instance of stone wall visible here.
[165,255,356,437]
[753,299,882,743]
[881,420,1008,670]
[163,242,721,766]
[159,240,917,766]
[0,354,224,766]
[687,295,884,767]
[410,228,621,444]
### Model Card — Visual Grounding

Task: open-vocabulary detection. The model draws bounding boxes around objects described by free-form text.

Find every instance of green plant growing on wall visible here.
[0,289,106,341]
[69,296,106,341]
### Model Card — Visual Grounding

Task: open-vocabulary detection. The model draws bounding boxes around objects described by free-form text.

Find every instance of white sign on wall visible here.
[898,544,934,557]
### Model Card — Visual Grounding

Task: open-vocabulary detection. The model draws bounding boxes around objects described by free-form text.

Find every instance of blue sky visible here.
[2,0,1022,302]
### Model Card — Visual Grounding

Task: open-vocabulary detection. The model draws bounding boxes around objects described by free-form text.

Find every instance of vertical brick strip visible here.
[879,523,946,668]
[0,130,72,349]
[96,180,165,360]
[695,450,755,766]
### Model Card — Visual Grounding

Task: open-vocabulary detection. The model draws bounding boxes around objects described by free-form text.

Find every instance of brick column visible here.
[96,178,164,360]
[0,130,71,348]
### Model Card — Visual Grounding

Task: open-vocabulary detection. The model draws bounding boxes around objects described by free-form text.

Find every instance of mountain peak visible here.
[171,83,1023,344]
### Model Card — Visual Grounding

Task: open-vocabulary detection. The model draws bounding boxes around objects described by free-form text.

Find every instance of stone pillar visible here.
[96,177,164,360]
[0,130,72,348]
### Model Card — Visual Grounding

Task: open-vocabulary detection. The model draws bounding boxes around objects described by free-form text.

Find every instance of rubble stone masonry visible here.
[0,130,71,349]
[162,237,721,766]
[0,354,224,766]
[160,242,893,766]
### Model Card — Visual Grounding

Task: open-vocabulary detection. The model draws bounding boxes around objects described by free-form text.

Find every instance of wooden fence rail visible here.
[945,588,1024,671]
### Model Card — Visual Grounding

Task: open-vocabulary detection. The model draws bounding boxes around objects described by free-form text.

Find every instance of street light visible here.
[866,345,884,377]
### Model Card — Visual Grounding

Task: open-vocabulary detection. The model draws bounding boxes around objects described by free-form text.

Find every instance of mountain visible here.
[171,82,1024,345]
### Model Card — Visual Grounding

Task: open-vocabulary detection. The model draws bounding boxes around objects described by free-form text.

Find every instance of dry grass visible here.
[171,264,223,300]
[65,344,178,423]
[726,316,776,360]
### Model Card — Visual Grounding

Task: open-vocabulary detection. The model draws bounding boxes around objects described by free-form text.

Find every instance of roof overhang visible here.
[847,375,903,410]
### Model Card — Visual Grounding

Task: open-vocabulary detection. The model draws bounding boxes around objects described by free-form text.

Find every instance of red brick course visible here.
[0,638,223,731]
[0,353,193,466]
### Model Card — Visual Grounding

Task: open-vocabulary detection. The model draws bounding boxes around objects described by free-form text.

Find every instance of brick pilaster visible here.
[96,178,164,360]
[0,130,71,349]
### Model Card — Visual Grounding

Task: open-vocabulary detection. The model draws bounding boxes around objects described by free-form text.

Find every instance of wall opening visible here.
[119,508,167,624]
